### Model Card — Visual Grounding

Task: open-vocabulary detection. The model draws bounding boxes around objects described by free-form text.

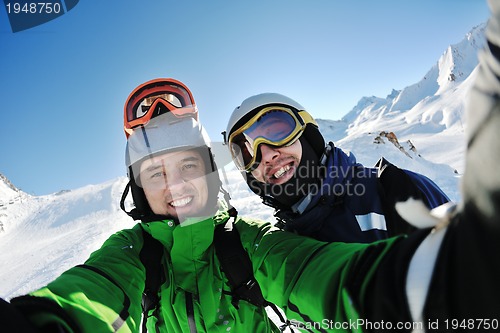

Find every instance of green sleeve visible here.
[24,224,146,333]
[236,217,399,327]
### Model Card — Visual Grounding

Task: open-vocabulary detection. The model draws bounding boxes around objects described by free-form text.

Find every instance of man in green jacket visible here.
[5,79,288,333]
[4,4,500,328]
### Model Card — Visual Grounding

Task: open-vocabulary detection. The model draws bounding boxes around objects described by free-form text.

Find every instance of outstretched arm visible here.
[8,226,146,333]
[236,217,402,329]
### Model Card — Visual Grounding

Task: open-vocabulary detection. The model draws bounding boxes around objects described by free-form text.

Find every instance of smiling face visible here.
[139,149,209,221]
[250,139,302,185]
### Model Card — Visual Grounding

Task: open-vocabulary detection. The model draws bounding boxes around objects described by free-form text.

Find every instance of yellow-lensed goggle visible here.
[228,106,317,171]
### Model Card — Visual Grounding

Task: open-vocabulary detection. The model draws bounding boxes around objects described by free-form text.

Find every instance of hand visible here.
[0,297,39,333]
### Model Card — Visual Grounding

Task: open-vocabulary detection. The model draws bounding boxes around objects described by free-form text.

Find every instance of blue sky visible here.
[0,0,490,195]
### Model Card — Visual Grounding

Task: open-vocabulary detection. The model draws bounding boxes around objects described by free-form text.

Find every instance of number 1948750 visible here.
[5,2,61,14]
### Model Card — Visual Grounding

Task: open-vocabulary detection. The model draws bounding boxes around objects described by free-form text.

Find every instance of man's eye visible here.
[182,163,198,172]
[150,171,165,179]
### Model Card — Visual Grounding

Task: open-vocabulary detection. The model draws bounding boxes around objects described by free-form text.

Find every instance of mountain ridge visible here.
[315,23,485,177]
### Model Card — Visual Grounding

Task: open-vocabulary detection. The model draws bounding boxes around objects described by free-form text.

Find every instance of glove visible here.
[0,297,39,333]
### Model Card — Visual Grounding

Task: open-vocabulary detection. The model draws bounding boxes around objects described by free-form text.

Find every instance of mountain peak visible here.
[0,173,20,198]
[343,23,487,118]
[387,89,400,100]
[317,22,486,185]
[436,22,486,93]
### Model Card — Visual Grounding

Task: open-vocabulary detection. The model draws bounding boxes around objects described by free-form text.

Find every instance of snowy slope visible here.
[0,173,26,234]
[0,177,136,298]
[0,173,21,202]
[0,23,485,308]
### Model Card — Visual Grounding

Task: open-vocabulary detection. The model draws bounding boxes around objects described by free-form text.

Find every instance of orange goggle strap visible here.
[124,79,198,138]
[228,106,317,171]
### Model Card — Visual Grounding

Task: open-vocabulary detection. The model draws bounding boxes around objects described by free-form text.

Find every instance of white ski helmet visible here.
[126,113,212,175]
[225,93,325,169]
[123,112,222,220]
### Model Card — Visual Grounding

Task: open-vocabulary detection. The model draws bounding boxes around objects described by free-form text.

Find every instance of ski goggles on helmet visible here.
[227,106,317,172]
[124,78,198,138]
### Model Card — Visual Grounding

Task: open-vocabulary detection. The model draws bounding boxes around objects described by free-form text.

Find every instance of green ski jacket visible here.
[14,207,400,332]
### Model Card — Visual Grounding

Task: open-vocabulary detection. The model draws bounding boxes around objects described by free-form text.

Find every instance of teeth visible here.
[170,197,193,207]
[274,165,290,179]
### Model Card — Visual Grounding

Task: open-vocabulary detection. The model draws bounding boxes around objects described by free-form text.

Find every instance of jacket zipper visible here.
[185,292,198,333]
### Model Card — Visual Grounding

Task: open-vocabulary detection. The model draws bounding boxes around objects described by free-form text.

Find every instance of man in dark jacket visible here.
[224,93,450,242]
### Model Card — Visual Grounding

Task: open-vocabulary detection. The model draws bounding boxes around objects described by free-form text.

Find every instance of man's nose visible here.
[165,170,189,187]
[259,144,280,164]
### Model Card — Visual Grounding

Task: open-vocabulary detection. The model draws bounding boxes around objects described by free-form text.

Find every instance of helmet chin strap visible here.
[217,156,238,218]
[119,180,145,220]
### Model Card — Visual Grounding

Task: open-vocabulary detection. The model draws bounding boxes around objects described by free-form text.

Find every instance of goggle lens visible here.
[229,107,306,171]
[244,110,297,145]
[124,79,198,137]
[132,92,184,120]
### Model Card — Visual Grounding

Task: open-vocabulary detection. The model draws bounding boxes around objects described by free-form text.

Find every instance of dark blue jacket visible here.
[275,144,450,243]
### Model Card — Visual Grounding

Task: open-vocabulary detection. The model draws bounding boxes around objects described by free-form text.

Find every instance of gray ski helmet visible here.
[125,112,221,218]
[126,113,212,174]
[225,93,325,162]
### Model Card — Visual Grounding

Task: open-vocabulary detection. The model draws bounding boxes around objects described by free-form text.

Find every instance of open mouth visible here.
[268,161,296,184]
[169,196,193,208]
[273,165,291,179]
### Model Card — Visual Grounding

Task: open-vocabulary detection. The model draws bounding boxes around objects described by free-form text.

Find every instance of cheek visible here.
[285,140,302,161]
[201,182,210,203]
[143,188,153,203]
[251,167,266,182]
[143,188,166,214]
[192,178,209,203]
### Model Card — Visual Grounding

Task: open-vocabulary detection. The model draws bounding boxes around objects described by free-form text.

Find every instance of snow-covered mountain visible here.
[0,175,135,298]
[317,23,485,199]
[0,23,485,303]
